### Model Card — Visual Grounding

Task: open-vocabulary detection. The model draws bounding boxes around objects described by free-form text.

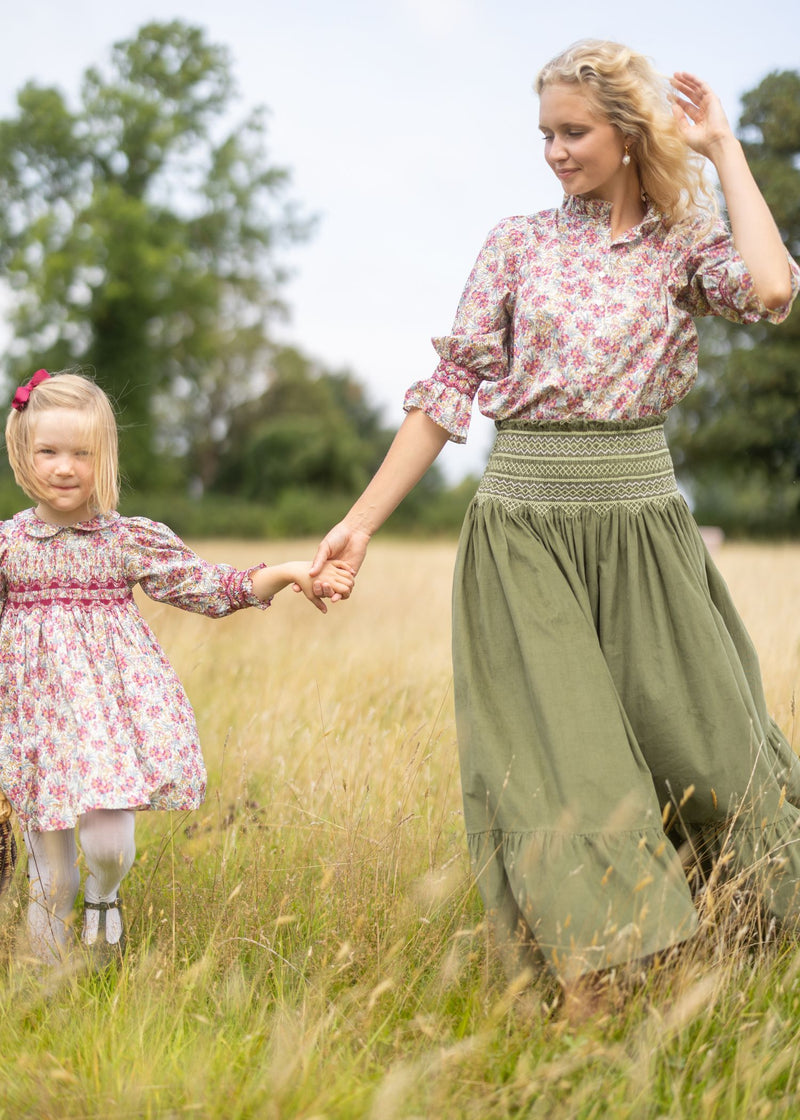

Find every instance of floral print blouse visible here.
[0,510,267,831]
[404,195,800,441]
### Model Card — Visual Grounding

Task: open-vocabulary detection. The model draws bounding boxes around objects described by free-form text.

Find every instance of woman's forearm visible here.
[308,408,452,589]
[344,408,451,537]
[711,136,793,308]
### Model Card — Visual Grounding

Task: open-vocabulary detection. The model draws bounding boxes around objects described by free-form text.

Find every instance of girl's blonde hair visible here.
[535,39,718,228]
[5,371,119,514]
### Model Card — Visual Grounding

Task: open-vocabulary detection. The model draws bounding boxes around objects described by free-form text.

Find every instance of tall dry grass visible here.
[712,543,800,744]
[1,538,800,1119]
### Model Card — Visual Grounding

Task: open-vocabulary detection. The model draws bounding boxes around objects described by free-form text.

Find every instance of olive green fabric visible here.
[453,420,800,979]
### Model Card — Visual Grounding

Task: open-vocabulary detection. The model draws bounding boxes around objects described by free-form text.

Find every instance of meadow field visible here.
[1,537,800,1118]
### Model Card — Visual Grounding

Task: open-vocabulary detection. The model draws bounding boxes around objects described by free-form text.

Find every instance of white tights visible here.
[23,809,136,963]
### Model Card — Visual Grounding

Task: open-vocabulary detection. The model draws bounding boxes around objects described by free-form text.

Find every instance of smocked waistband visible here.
[475,421,680,515]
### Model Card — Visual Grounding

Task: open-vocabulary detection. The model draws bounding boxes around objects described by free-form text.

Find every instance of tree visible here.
[212,346,394,500]
[0,21,310,489]
[667,71,800,535]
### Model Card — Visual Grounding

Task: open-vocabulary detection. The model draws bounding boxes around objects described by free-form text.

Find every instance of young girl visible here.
[310,41,800,1010]
[0,369,353,966]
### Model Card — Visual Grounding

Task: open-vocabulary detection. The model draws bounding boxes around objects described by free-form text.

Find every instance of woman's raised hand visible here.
[671,72,735,157]
[672,71,792,313]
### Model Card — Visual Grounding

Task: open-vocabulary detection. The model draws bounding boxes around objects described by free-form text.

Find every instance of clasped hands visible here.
[309,521,369,602]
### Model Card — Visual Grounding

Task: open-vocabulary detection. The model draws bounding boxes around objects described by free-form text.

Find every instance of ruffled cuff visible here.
[432,329,507,378]
[694,247,800,326]
[717,251,799,325]
[403,378,474,443]
[223,563,271,611]
[762,251,800,324]
[402,327,507,442]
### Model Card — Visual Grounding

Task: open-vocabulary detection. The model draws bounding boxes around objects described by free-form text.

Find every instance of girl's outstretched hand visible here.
[671,72,735,157]
[253,559,354,612]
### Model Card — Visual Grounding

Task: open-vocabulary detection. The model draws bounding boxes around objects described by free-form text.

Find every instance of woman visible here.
[310,41,800,993]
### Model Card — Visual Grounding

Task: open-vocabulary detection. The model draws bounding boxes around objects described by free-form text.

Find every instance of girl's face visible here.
[30,409,96,526]
[538,83,628,202]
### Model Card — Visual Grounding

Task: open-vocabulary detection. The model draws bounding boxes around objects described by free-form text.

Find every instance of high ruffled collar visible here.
[560,193,662,241]
[17,508,120,539]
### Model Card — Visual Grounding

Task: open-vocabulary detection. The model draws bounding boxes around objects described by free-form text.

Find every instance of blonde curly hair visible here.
[536,39,718,228]
[5,371,120,514]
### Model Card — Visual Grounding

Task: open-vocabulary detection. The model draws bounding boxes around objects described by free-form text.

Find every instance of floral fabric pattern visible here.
[404,196,800,442]
[0,509,267,830]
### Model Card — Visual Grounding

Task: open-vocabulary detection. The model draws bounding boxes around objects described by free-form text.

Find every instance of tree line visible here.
[0,20,473,536]
[667,69,800,536]
[0,21,798,535]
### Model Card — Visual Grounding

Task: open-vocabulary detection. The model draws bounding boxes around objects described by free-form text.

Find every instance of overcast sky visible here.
[2,0,798,477]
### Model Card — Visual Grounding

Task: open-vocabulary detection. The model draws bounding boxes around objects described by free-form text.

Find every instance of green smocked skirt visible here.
[453,419,800,980]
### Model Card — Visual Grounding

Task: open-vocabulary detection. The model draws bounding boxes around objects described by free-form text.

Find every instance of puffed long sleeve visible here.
[669,217,800,324]
[123,518,268,617]
[403,218,524,442]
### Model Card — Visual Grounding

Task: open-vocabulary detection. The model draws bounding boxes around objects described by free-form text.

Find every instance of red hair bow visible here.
[11,369,50,411]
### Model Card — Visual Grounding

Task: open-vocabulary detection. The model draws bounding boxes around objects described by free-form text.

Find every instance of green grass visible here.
[2,539,800,1118]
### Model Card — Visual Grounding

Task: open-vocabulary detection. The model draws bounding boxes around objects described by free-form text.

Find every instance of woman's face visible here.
[538,83,628,202]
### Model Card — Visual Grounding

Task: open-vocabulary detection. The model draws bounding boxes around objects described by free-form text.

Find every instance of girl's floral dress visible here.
[0,510,266,831]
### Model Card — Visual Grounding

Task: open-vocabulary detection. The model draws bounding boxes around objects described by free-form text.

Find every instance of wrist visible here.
[253,563,293,602]
[274,561,304,586]
[704,132,743,166]
[343,510,378,541]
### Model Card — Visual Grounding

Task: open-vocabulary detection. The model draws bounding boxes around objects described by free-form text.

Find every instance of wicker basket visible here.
[0,792,16,898]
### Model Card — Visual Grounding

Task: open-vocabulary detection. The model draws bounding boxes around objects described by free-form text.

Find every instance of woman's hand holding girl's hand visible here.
[671,72,736,158]
[253,560,355,613]
[295,560,355,612]
[309,521,371,600]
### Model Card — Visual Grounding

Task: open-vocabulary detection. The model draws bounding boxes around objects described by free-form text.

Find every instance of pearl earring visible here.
[622,145,631,167]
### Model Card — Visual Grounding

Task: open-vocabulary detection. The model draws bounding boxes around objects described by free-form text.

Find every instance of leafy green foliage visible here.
[0,21,310,489]
[0,21,468,531]
[209,344,470,534]
[214,347,390,500]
